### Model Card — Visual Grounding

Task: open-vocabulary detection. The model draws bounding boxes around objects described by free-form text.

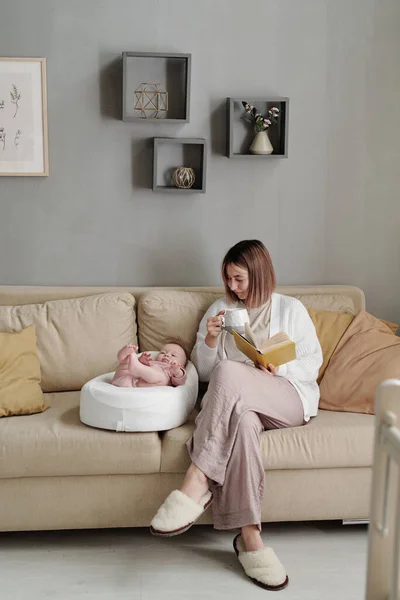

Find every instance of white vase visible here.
[249,130,273,155]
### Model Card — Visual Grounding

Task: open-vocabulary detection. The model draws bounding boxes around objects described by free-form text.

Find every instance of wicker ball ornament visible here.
[171,167,195,189]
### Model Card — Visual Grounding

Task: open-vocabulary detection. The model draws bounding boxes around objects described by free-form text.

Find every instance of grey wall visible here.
[0,0,399,322]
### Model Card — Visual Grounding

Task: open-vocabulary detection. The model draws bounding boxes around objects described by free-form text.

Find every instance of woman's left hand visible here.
[257,363,278,376]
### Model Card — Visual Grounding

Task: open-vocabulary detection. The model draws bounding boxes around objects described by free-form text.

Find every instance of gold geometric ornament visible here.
[133,83,168,118]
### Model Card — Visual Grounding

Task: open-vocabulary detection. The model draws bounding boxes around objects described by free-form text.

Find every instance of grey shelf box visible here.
[122,52,191,123]
[153,138,207,193]
[226,97,289,158]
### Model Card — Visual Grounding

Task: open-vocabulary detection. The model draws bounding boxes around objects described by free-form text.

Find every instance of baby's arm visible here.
[170,365,187,387]
[138,352,152,366]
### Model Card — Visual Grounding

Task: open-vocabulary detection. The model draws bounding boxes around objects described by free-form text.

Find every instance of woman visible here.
[150,240,323,591]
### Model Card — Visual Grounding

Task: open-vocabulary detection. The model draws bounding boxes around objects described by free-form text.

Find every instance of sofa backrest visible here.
[137,286,365,356]
[0,285,365,392]
[0,292,136,392]
[0,284,366,313]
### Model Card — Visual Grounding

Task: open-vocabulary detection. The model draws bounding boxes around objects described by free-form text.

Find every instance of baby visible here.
[111,342,187,388]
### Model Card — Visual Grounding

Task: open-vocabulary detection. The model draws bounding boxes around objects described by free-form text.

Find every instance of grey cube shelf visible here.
[122,52,191,123]
[153,138,207,193]
[226,97,289,158]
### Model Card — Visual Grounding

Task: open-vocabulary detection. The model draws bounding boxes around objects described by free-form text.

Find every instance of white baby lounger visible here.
[80,353,199,432]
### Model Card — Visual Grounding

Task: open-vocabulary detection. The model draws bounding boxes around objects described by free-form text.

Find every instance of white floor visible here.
[0,522,368,600]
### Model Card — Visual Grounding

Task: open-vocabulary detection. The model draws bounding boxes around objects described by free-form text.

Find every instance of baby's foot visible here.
[126,344,138,354]
[127,351,141,375]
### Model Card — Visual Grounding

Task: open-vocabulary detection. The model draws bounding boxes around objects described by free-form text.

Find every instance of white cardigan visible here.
[191,293,323,421]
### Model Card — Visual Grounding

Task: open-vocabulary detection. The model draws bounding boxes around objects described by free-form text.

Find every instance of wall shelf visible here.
[122,52,191,123]
[153,138,207,193]
[226,97,289,158]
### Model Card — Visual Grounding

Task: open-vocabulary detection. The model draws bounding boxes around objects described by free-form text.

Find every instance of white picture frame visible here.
[0,57,49,176]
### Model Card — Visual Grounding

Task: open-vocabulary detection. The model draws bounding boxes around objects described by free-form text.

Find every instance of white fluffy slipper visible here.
[150,489,213,537]
[233,534,289,591]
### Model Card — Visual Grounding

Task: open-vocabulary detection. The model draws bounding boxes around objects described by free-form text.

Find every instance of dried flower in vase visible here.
[241,101,280,133]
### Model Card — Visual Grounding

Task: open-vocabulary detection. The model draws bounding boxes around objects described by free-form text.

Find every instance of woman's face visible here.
[225,263,249,301]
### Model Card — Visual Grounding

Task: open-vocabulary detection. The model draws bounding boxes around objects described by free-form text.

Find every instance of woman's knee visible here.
[237,411,263,438]
[211,360,247,388]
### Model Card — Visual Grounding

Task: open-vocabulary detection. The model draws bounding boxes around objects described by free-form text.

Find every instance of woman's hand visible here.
[207,310,225,337]
[205,310,225,348]
[257,363,278,376]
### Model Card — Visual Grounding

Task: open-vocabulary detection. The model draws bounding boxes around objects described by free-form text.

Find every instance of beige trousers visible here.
[187,360,305,530]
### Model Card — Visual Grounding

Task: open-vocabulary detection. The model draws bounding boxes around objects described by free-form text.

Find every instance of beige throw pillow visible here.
[0,325,48,417]
[138,290,222,355]
[319,311,400,414]
[0,293,137,392]
[307,308,398,384]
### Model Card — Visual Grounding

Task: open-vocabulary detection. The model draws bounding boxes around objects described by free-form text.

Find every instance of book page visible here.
[232,329,296,367]
[243,322,259,348]
[260,331,291,352]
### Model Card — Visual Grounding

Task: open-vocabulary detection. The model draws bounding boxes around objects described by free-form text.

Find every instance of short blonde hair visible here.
[221,240,276,308]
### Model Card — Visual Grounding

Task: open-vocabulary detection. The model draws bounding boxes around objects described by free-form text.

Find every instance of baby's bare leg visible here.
[127,353,168,385]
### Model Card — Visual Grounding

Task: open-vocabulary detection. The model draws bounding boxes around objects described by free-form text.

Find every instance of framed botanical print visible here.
[0,57,49,176]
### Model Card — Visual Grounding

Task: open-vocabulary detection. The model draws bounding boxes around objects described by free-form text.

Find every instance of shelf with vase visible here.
[152,137,207,193]
[122,52,191,123]
[226,97,289,158]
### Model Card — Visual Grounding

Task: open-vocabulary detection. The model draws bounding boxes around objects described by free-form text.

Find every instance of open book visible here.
[232,323,296,368]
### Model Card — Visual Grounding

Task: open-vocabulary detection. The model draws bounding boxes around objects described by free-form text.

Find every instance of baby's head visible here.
[156,342,187,367]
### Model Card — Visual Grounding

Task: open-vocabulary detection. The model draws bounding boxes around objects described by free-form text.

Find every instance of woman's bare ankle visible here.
[241,524,264,551]
[180,463,209,504]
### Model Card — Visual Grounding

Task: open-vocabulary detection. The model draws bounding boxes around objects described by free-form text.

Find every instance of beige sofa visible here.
[0,284,374,532]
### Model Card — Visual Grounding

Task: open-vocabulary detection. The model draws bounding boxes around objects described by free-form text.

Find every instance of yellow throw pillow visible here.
[307,308,354,383]
[0,325,48,417]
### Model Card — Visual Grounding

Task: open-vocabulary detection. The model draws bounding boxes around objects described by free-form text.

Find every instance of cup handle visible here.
[220,315,225,329]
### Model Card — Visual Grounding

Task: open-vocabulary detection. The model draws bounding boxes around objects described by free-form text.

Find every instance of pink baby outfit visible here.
[144,360,187,387]
[110,338,189,389]
[111,359,187,388]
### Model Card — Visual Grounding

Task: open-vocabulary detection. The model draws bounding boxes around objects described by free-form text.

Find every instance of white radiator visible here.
[366,379,400,600]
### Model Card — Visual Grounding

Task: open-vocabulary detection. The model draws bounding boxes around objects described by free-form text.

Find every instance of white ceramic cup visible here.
[221,308,250,334]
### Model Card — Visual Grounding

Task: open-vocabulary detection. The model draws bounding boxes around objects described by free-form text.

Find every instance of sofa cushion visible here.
[294,293,358,314]
[138,289,361,357]
[160,409,374,473]
[0,293,137,392]
[138,290,222,354]
[319,311,400,414]
[0,325,49,417]
[0,391,161,478]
